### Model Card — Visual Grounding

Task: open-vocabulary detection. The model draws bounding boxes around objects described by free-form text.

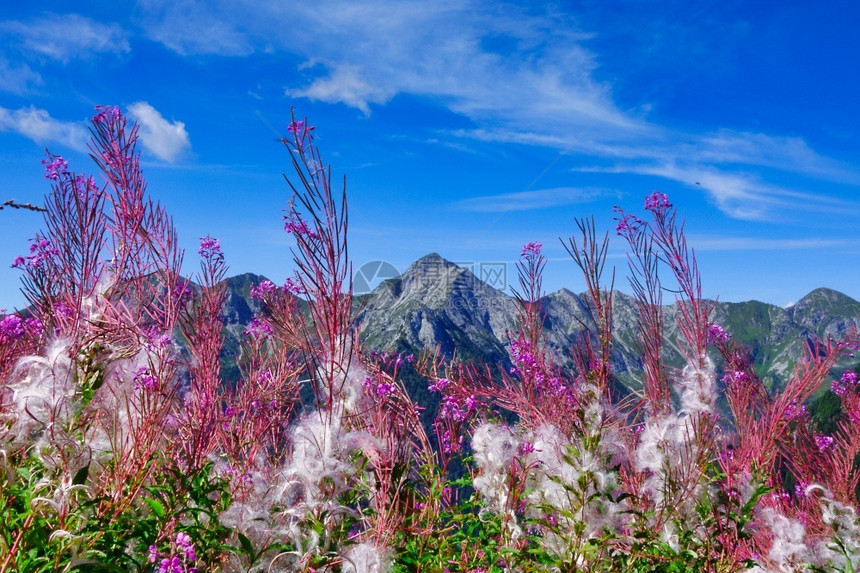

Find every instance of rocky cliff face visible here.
[219,257,860,391]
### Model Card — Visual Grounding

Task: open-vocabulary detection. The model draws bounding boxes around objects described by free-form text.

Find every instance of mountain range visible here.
[219,253,860,394]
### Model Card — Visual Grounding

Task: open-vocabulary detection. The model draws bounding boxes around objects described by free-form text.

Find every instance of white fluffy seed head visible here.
[678,355,716,415]
[4,339,75,450]
[341,542,391,573]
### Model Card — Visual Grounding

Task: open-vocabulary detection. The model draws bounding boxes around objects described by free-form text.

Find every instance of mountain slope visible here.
[218,256,860,391]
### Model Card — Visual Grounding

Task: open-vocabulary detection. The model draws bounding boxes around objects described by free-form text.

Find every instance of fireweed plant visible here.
[1,108,859,572]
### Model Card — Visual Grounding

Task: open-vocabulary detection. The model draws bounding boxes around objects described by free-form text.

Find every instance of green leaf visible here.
[144,498,165,519]
[237,532,256,560]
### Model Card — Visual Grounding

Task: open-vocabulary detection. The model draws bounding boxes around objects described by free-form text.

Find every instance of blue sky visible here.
[1,1,859,310]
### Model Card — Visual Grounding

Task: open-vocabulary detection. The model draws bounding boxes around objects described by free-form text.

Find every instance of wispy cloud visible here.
[0,58,42,94]
[0,106,87,151]
[455,187,620,212]
[0,13,129,62]
[289,62,394,115]
[127,102,191,163]
[134,0,859,223]
[688,236,849,252]
[135,0,252,56]
[604,163,860,221]
[139,1,640,135]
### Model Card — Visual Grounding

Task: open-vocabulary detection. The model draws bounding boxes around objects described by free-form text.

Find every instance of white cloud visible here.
[0,106,87,151]
[127,102,191,163]
[136,0,252,56]
[688,236,848,252]
[629,163,858,221]
[0,58,42,94]
[0,13,129,62]
[133,0,860,223]
[455,187,620,212]
[138,0,639,133]
[289,62,394,116]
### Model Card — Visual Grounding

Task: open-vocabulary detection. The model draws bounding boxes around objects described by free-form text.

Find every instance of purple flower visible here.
[283,276,305,295]
[832,379,848,397]
[440,429,463,453]
[244,317,273,338]
[464,394,478,411]
[707,324,730,343]
[173,281,192,306]
[644,191,671,211]
[721,370,749,387]
[428,378,451,393]
[0,314,24,341]
[73,174,99,198]
[92,105,121,124]
[283,219,317,238]
[783,400,807,421]
[376,381,396,399]
[18,236,60,269]
[133,366,158,391]
[53,302,75,318]
[149,545,159,564]
[614,213,644,239]
[815,434,835,452]
[440,395,468,421]
[287,120,315,135]
[175,532,192,549]
[198,235,224,261]
[521,241,542,257]
[250,280,278,301]
[42,156,68,180]
[159,556,182,573]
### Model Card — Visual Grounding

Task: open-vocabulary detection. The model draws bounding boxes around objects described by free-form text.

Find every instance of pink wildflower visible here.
[644,191,671,211]
[521,241,542,257]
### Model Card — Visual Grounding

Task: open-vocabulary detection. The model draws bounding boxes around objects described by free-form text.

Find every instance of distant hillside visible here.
[218,256,860,394]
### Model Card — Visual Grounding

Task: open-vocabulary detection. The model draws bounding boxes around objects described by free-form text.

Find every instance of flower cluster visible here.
[250,279,278,301]
[243,317,273,338]
[42,155,68,180]
[283,218,317,238]
[132,366,158,392]
[363,376,397,400]
[11,235,60,270]
[783,399,807,421]
[73,174,99,198]
[815,434,836,452]
[721,369,749,387]
[521,241,542,257]
[510,338,564,394]
[92,104,121,124]
[427,377,451,393]
[198,235,224,261]
[438,394,477,422]
[613,207,644,240]
[644,191,671,211]
[707,323,731,343]
[288,120,314,135]
[149,532,198,573]
[369,350,415,370]
[283,276,305,295]
[0,314,42,343]
[832,370,859,397]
